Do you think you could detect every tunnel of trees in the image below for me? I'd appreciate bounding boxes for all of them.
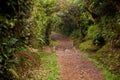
[0,0,120,79]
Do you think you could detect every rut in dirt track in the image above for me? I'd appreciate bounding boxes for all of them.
[51,33,104,80]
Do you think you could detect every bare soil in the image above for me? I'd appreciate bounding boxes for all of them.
[51,33,104,80]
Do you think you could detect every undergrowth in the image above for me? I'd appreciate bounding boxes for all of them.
[80,42,120,80]
[91,43,120,78]
[41,53,59,80]
[79,40,99,51]
[84,53,120,80]
[15,46,59,80]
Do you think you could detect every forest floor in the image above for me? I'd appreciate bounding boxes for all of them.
[49,32,104,80]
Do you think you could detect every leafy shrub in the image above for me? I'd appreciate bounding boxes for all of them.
[92,32,105,46]
[0,0,35,79]
[86,25,100,39]
[90,43,120,77]
[79,40,99,51]
[86,25,105,46]
[70,29,84,41]
[0,0,57,79]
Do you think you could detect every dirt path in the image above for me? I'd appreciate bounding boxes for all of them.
[51,33,104,80]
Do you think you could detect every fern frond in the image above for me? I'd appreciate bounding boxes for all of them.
[17,53,38,65]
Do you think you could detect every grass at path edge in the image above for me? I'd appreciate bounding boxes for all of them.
[40,53,59,80]
[82,53,120,80]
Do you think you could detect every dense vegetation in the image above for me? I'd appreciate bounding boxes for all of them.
[0,0,120,79]
[54,0,120,79]
[0,0,58,79]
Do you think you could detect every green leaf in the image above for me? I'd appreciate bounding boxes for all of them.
[3,53,8,59]
[10,22,14,28]
[9,38,18,45]
[8,69,19,79]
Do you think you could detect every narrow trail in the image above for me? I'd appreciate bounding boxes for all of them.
[51,33,104,80]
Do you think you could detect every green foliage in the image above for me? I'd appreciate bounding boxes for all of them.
[83,25,105,46]
[86,25,100,39]
[0,0,120,79]
[59,0,120,79]
[35,0,56,45]
[77,0,120,78]
[55,2,81,36]
[41,53,59,80]
[92,32,105,46]
[51,15,62,32]
[85,53,119,80]
[79,40,99,51]
[70,29,83,41]
[89,43,120,78]
[0,0,58,79]
[0,0,34,78]
[24,53,59,80]
[56,0,93,38]
[90,0,118,17]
